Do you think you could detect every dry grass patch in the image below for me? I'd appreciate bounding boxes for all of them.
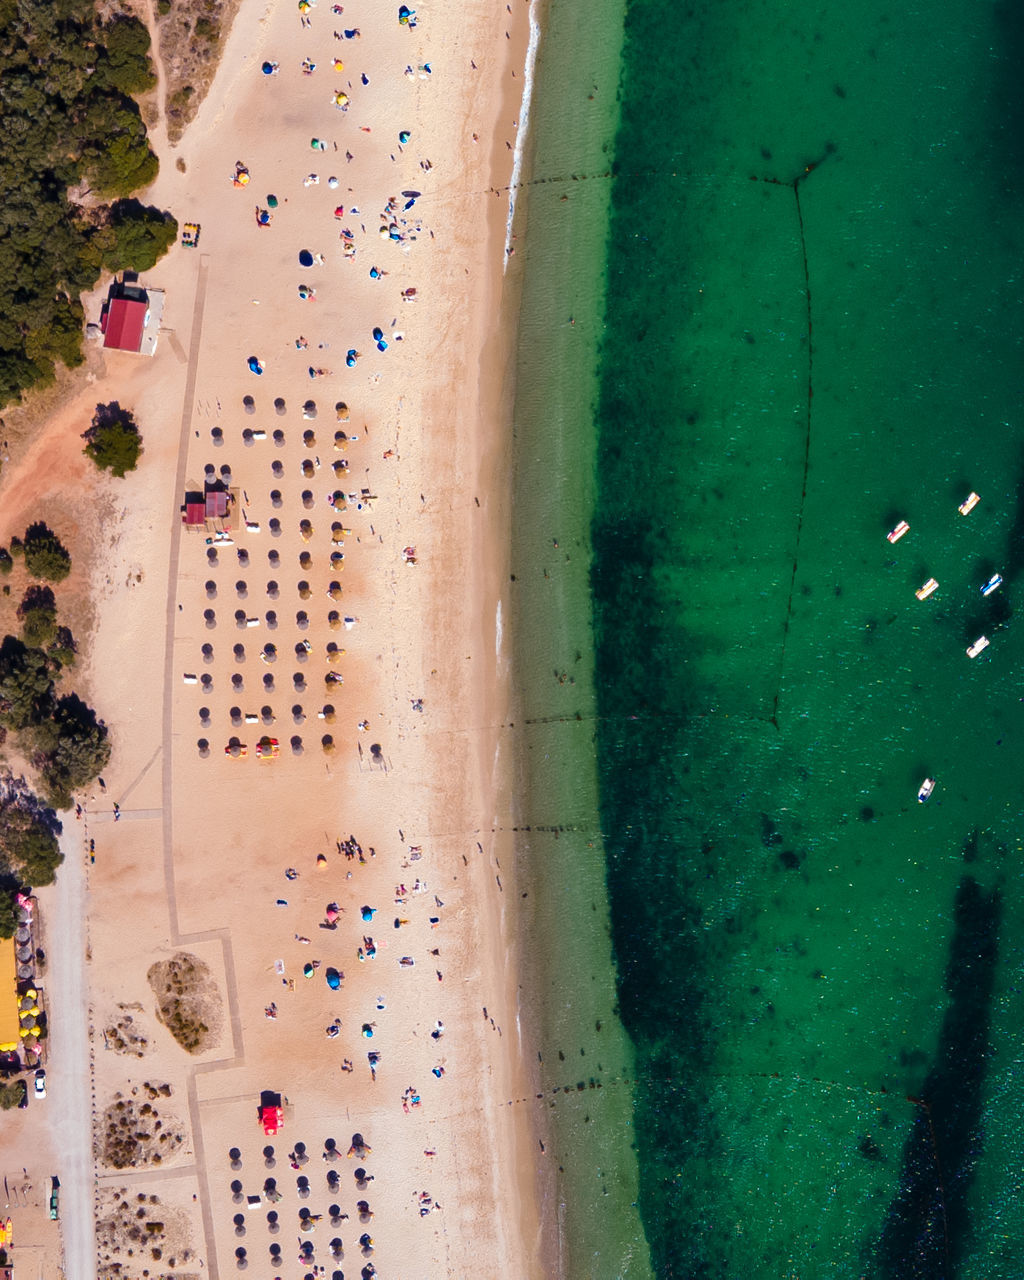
[148,951,221,1053]
[97,1186,198,1279]
[103,1004,151,1057]
[98,1083,185,1170]
[157,0,244,143]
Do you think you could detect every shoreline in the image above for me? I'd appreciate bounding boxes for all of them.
[499,0,656,1267]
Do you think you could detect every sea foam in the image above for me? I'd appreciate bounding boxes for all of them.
[504,0,541,272]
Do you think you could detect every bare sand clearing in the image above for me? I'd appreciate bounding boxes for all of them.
[0,0,545,1274]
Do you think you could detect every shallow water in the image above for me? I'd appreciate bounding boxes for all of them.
[587,0,1024,1274]
[507,0,653,1273]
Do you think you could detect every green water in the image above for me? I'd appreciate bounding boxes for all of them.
[513,0,1024,1273]
[586,0,1024,1275]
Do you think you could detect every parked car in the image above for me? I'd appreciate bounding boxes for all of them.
[34,1070,45,1098]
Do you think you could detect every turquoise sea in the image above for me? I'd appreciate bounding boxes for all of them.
[512,0,1024,1275]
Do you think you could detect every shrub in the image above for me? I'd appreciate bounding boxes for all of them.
[0,1081,26,1111]
[22,524,71,583]
[83,402,143,477]
[0,790,63,887]
[48,626,77,670]
[17,585,57,648]
[0,549,10,575]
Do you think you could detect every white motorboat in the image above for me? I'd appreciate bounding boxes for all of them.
[915,578,938,601]
[966,636,990,659]
[887,520,910,544]
[917,778,936,803]
[981,574,1003,597]
[958,492,980,516]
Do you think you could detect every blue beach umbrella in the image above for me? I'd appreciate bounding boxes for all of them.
[247,356,264,375]
[299,249,315,267]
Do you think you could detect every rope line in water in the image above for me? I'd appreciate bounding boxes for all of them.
[753,151,830,728]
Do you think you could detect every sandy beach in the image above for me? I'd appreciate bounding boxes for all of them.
[0,0,544,1274]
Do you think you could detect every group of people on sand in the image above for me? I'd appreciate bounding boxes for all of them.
[231,1,456,1272]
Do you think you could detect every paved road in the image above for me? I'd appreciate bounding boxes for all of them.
[48,818,97,1280]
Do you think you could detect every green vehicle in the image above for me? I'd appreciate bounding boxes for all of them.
[48,1176,59,1221]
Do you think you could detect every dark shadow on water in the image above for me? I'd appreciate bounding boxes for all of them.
[1000,446,1024,581]
[989,1,1024,195]
[870,876,1001,1279]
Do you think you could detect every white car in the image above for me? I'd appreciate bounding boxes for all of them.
[34,1070,46,1099]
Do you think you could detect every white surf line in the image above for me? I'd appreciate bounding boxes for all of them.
[504,0,542,272]
[495,597,503,658]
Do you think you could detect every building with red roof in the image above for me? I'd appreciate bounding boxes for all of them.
[100,279,164,355]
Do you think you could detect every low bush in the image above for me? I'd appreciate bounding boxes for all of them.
[22,524,71,583]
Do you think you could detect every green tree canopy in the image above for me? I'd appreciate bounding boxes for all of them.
[92,16,157,95]
[0,637,54,732]
[22,523,71,583]
[0,0,170,406]
[0,787,62,887]
[48,625,77,671]
[0,892,19,941]
[104,201,179,273]
[38,693,110,809]
[83,401,142,477]
[17,585,57,648]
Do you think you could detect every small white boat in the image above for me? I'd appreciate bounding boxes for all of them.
[887,520,910,544]
[915,578,939,601]
[917,777,936,803]
[981,574,1003,597]
[958,492,980,516]
[966,635,990,659]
